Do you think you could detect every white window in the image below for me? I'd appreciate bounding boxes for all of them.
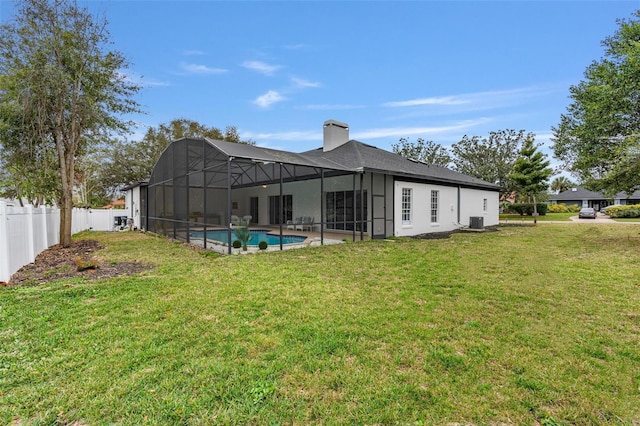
[483,198,488,212]
[431,190,439,223]
[402,188,412,224]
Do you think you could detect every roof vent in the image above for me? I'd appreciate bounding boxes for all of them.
[323,119,349,152]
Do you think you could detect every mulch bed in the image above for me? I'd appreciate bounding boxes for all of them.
[412,226,500,240]
[5,239,152,287]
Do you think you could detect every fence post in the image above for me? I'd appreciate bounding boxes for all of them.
[0,202,10,283]
[41,205,48,248]
[26,204,35,263]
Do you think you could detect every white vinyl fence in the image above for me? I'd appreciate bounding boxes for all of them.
[0,201,130,283]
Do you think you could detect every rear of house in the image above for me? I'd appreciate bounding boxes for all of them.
[126,120,500,251]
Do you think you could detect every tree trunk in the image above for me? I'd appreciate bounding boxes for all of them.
[56,130,75,247]
[533,193,538,225]
[59,189,73,246]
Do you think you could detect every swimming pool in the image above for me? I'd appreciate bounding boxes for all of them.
[191,229,307,246]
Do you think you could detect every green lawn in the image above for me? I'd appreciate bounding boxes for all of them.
[612,217,640,223]
[500,212,576,221]
[2,225,640,425]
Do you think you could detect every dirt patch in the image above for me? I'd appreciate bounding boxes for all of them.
[6,239,152,287]
[412,226,499,240]
[412,230,456,240]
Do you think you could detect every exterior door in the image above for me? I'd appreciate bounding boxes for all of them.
[250,197,259,224]
[371,174,387,239]
[269,195,292,225]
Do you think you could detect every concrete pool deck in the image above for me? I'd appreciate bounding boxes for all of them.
[187,226,366,254]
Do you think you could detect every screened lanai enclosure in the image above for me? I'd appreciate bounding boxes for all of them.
[143,136,392,253]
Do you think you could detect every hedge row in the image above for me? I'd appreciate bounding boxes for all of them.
[547,203,582,213]
[604,204,640,218]
[502,203,548,216]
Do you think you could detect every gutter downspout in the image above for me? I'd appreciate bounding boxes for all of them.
[457,185,461,225]
[279,163,284,251]
[227,157,233,255]
[360,172,364,241]
[320,169,325,245]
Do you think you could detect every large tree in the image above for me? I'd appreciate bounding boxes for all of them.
[98,118,254,196]
[450,129,528,199]
[552,11,640,195]
[0,0,141,246]
[509,136,552,223]
[0,106,59,205]
[550,176,575,194]
[392,137,452,167]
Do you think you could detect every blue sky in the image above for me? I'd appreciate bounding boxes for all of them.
[2,0,639,169]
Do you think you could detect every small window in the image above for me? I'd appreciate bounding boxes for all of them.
[431,190,439,223]
[402,188,412,224]
[483,198,487,212]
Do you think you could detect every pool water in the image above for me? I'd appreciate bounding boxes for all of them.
[191,229,307,246]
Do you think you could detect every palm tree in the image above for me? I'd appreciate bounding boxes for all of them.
[550,176,575,193]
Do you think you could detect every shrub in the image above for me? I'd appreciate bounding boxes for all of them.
[503,203,547,216]
[547,203,581,213]
[606,204,640,218]
[232,239,242,249]
[233,221,252,251]
[548,203,568,213]
[258,241,268,250]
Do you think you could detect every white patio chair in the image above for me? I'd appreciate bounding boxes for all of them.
[300,216,314,231]
[287,217,302,230]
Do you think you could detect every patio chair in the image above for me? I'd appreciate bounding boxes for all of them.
[287,217,302,230]
[299,216,314,231]
[306,216,315,231]
[242,215,252,224]
[230,215,240,226]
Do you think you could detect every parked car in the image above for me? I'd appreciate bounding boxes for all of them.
[579,207,597,219]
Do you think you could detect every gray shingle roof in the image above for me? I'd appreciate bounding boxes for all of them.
[302,140,501,190]
[194,138,501,191]
[205,138,351,171]
[549,187,640,201]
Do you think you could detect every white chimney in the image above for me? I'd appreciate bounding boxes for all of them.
[323,119,349,152]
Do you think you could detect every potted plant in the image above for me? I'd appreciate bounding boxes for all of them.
[233,218,252,251]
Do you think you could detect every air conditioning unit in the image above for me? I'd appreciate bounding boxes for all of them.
[469,216,484,229]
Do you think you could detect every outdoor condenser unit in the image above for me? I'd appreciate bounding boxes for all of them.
[469,216,484,229]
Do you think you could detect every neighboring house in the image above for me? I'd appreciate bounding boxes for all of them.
[123,181,147,230]
[126,120,501,252]
[102,199,126,209]
[549,187,640,210]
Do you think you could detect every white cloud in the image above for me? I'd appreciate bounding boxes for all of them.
[118,71,170,88]
[290,77,320,89]
[283,43,311,51]
[352,119,492,140]
[534,132,554,142]
[384,86,558,109]
[180,62,228,75]
[253,90,286,108]
[183,49,205,56]
[242,130,320,141]
[298,104,365,110]
[142,78,171,87]
[384,96,470,107]
[242,60,282,76]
